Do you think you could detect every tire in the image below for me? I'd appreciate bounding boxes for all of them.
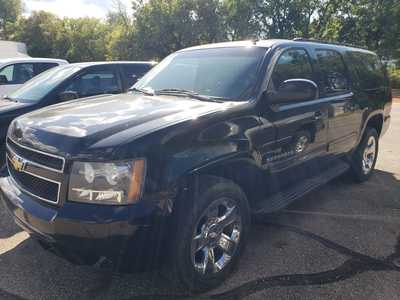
[350,127,379,182]
[168,176,250,293]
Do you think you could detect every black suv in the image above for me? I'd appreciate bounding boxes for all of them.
[0,39,392,292]
[0,61,156,166]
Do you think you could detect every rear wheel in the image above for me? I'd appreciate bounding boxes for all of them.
[350,127,379,182]
[169,176,250,293]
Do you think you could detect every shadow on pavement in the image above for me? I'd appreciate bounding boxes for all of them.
[0,169,400,299]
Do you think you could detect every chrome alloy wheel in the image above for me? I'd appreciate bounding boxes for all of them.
[295,135,309,153]
[362,136,376,174]
[191,198,242,275]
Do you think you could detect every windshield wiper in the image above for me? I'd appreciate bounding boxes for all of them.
[3,96,18,102]
[154,89,224,103]
[129,87,154,96]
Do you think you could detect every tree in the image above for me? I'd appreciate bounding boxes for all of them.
[9,12,109,62]
[0,0,22,39]
[106,0,137,60]
[337,0,400,59]
[221,0,260,40]
[2,0,400,61]
[61,18,109,62]
[132,0,225,60]
[9,11,62,57]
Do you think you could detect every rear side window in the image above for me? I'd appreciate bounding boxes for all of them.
[34,63,59,75]
[122,64,152,87]
[0,63,35,85]
[270,49,313,89]
[315,49,349,95]
[347,52,385,89]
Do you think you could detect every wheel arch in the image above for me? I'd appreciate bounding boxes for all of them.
[172,154,266,211]
[365,114,384,136]
[359,111,384,143]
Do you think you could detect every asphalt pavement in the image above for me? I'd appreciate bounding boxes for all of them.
[1,103,400,300]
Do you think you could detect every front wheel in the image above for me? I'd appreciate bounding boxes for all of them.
[169,176,250,293]
[350,127,379,182]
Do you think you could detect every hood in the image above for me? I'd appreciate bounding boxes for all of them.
[10,93,240,157]
[0,98,33,141]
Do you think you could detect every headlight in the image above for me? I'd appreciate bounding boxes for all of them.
[68,159,146,205]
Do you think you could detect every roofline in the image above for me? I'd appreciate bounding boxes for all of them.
[178,40,270,52]
[291,37,371,52]
[67,61,157,66]
[177,39,376,55]
[0,57,68,63]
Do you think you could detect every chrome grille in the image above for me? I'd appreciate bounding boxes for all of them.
[7,138,65,172]
[6,140,64,205]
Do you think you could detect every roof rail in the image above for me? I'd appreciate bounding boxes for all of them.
[292,38,367,50]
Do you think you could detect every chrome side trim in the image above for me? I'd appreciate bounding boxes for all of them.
[6,153,61,205]
[277,92,355,111]
[7,137,65,173]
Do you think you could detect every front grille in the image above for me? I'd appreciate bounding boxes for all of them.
[7,138,65,172]
[8,162,60,203]
[6,141,64,205]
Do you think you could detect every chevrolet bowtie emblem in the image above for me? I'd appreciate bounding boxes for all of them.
[10,154,26,172]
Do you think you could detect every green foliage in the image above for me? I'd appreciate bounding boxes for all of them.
[221,0,259,40]
[325,0,400,59]
[8,12,63,58]
[390,69,400,89]
[61,18,109,62]
[0,0,399,62]
[132,0,226,60]
[0,0,22,38]
[106,24,136,60]
[8,12,109,62]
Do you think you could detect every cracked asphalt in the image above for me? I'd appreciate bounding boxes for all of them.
[1,103,400,300]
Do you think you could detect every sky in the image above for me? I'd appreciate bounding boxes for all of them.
[24,0,133,19]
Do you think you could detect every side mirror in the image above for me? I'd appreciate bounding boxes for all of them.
[0,75,8,85]
[59,91,79,101]
[269,79,319,104]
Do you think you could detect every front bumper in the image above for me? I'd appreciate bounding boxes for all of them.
[0,176,169,271]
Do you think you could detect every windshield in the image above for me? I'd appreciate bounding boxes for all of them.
[8,65,81,103]
[135,47,267,101]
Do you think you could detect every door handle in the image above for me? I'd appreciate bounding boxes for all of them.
[314,111,323,120]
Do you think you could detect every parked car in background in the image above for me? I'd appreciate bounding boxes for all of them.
[0,61,156,167]
[0,57,68,96]
[0,40,391,292]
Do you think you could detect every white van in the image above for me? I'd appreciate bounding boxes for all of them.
[0,57,68,96]
[0,41,28,59]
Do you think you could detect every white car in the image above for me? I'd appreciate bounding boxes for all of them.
[0,57,68,96]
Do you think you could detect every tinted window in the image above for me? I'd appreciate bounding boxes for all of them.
[348,52,385,89]
[34,63,59,75]
[0,65,13,82]
[0,63,35,85]
[9,65,81,103]
[122,64,152,88]
[135,47,267,101]
[315,49,349,94]
[62,68,121,98]
[270,49,313,89]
